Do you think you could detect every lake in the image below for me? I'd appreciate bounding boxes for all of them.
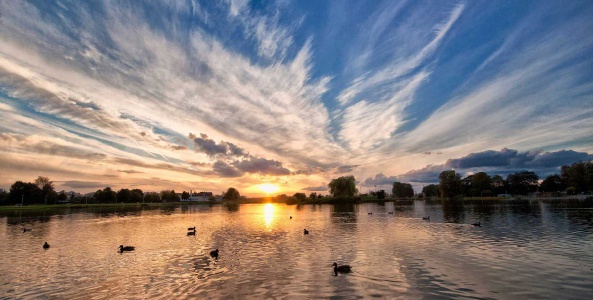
[1,200,592,299]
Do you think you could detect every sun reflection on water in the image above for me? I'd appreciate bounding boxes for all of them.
[263,203,275,228]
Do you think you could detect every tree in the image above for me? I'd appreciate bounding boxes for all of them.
[116,189,133,203]
[181,191,190,201]
[93,189,105,203]
[103,187,117,203]
[422,184,440,198]
[144,192,160,202]
[506,171,539,195]
[308,192,317,199]
[540,174,564,193]
[473,172,492,196]
[93,187,116,203]
[461,175,475,197]
[491,175,507,195]
[328,176,357,197]
[57,191,68,202]
[561,161,593,194]
[9,181,42,205]
[293,193,306,201]
[376,190,386,199]
[35,176,55,205]
[224,187,240,200]
[131,189,144,202]
[392,182,414,198]
[275,194,289,202]
[160,190,178,202]
[439,170,462,198]
[0,189,8,205]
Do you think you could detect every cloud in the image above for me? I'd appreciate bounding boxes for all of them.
[232,157,291,176]
[445,148,593,171]
[189,132,249,158]
[226,0,295,59]
[336,165,359,173]
[212,160,243,178]
[62,181,109,189]
[110,157,207,177]
[0,133,107,161]
[336,4,465,151]
[191,133,229,156]
[302,185,328,192]
[117,170,143,174]
[363,173,399,186]
[188,161,210,167]
[370,149,593,185]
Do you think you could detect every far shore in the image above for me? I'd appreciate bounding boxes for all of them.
[1,195,590,212]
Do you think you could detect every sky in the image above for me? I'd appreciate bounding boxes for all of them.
[0,0,592,196]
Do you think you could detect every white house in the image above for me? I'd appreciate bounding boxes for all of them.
[182,191,217,202]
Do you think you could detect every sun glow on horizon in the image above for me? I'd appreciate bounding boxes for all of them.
[258,183,279,194]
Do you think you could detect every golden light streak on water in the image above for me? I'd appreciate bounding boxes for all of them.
[263,203,275,228]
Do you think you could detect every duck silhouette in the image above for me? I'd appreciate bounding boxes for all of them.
[368,212,372,215]
[290,216,292,220]
[210,249,219,260]
[188,226,196,231]
[471,222,481,227]
[422,216,430,221]
[43,242,50,249]
[187,230,196,236]
[332,262,352,276]
[387,212,394,215]
[303,229,309,235]
[119,245,135,253]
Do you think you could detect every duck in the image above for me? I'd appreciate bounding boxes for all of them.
[368,212,372,215]
[290,216,292,220]
[188,226,196,231]
[187,230,196,236]
[332,262,352,276]
[387,212,394,215]
[303,229,309,235]
[43,242,50,249]
[422,216,430,221]
[119,245,135,253]
[210,249,219,259]
[471,222,481,227]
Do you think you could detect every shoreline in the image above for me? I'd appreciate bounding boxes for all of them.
[1,195,590,212]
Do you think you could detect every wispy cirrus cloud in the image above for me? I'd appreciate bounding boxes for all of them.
[335,4,465,151]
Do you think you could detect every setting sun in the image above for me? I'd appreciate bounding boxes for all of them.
[258,183,279,194]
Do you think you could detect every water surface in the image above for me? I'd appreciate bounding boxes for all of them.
[1,200,592,299]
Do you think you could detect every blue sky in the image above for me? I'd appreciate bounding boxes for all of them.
[0,0,592,195]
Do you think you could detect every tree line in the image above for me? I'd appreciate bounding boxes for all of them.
[423,161,593,199]
[1,161,590,205]
[324,161,592,200]
[0,177,244,206]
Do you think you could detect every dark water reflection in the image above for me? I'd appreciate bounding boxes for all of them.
[1,200,592,299]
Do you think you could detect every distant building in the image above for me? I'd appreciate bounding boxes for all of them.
[182,191,218,202]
